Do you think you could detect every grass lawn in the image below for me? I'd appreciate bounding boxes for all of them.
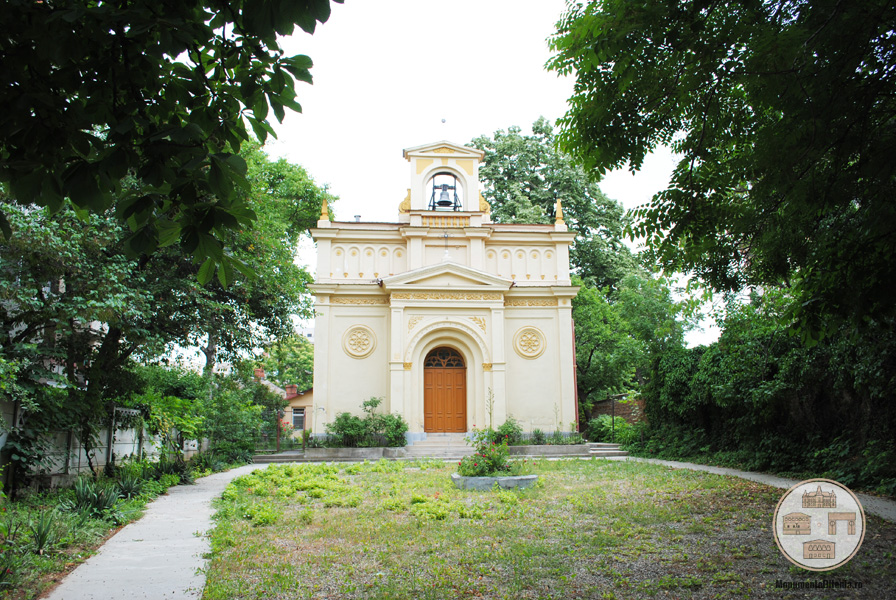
[203,459,896,599]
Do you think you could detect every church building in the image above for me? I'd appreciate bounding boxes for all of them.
[309,141,579,441]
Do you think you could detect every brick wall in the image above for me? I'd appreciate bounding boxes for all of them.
[590,396,645,423]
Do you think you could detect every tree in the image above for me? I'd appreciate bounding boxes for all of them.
[471,118,637,289]
[549,1,896,338]
[572,272,689,419]
[571,279,641,415]
[0,0,340,281]
[260,334,314,391]
[196,142,333,373]
[0,201,191,483]
[0,141,328,479]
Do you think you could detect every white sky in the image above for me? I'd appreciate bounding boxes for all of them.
[263,0,717,346]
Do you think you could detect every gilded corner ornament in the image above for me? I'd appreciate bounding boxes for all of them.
[399,188,411,213]
[403,362,413,370]
[482,363,493,371]
[479,192,491,214]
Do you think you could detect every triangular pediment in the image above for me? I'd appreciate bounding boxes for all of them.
[382,262,511,291]
[402,141,484,161]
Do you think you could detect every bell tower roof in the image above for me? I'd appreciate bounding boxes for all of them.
[402,141,484,161]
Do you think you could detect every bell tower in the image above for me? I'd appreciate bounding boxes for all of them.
[399,141,488,220]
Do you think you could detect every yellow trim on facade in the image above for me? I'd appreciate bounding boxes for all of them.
[457,159,475,175]
[416,158,433,174]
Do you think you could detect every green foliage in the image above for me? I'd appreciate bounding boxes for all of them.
[457,429,524,477]
[549,0,896,337]
[531,429,546,445]
[62,478,122,522]
[198,375,267,462]
[116,472,144,500]
[0,142,326,485]
[573,273,689,422]
[470,117,636,289]
[29,511,58,555]
[635,289,896,494]
[495,417,523,446]
[243,503,280,527]
[260,334,314,391]
[0,0,341,275]
[196,142,332,372]
[324,397,409,448]
[586,415,642,446]
[326,412,367,447]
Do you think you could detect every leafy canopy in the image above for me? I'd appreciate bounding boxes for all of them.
[549,0,896,338]
[470,118,636,289]
[0,0,340,281]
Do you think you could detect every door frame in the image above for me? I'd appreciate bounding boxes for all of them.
[423,346,467,432]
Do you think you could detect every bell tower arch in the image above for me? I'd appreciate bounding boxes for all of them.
[402,141,484,212]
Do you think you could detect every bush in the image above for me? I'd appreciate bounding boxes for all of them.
[152,457,195,485]
[531,429,546,445]
[325,397,409,447]
[326,412,367,447]
[62,478,121,521]
[586,414,636,444]
[457,429,524,477]
[495,416,523,445]
[379,413,409,447]
[116,472,144,499]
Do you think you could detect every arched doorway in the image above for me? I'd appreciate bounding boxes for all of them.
[423,347,467,432]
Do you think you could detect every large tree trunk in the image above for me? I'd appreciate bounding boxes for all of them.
[202,330,217,378]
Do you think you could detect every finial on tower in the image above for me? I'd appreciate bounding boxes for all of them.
[317,196,331,228]
[555,197,565,225]
[319,197,329,221]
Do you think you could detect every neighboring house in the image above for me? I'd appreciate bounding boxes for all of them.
[283,385,313,437]
[309,141,579,441]
[255,368,312,437]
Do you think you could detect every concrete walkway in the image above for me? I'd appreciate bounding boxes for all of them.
[609,456,896,523]
[44,464,261,600]
[43,456,896,600]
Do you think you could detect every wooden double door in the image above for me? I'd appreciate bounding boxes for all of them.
[423,347,467,432]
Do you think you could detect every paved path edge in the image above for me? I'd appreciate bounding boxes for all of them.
[609,456,896,523]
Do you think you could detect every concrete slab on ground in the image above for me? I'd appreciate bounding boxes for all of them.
[44,464,261,600]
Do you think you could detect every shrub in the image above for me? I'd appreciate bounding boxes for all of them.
[325,397,409,447]
[327,412,367,447]
[457,429,524,477]
[379,413,409,447]
[586,414,635,444]
[116,472,144,499]
[531,429,546,445]
[152,458,195,485]
[29,511,58,554]
[63,478,121,520]
[495,416,523,445]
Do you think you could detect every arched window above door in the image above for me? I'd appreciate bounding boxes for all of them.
[424,347,465,368]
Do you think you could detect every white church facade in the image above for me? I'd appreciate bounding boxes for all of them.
[309,141,579,440]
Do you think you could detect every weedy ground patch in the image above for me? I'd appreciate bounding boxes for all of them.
[203,459,896,599]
